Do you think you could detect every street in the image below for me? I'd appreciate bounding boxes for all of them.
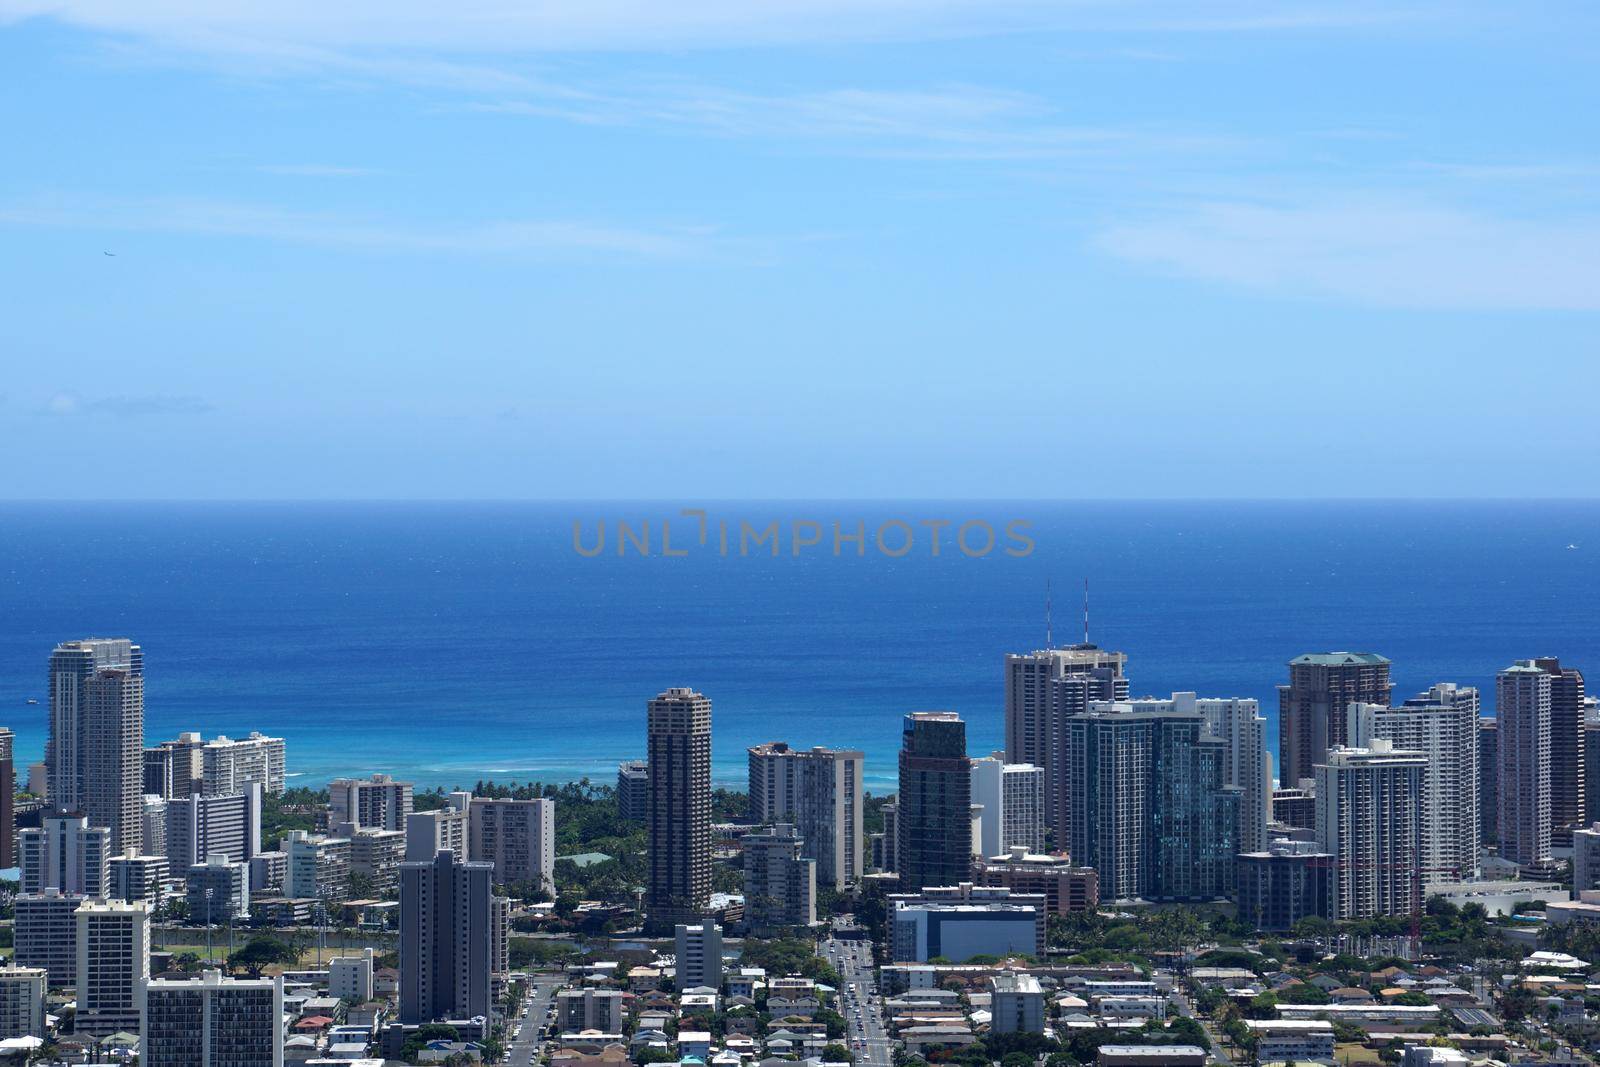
[507,974,566,1067]
[823,919,893,1067]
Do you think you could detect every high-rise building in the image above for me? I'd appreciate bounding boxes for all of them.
[1497,661,1553,868]
[1535,658,1586,844]
[141,969,284,1067]
[878,800,898,874]
[1063,700,1240,902]
[165,784,262,872]
[332,822,407,897]
[143,733,204,800]
[743,824,817,932]
[329,774,413,832]
[1316,741,1424,920]
[745,743,865,889]
[1271,785,1316,830]
[616,760,649,822]
[1587,724,1600,838]
[896,712,972,892]
[48,639,143,825]
[142,795,167,857]
[398,849,495,1024]
[1573,824,1600,895]
[970,755,1044,857]
[1348,696,1479,884]
[0,967,46,1040]
[13,890,84,987]
[187,857,250,923]
[1278,652,1393,788]
[18,816,110,898]
[201,733,287,797]
[109,851,169,905]
[1004,645,1127,834]
[0,728,14,868]
[284,830,352,901]
[468,797,555,894]
[75,898,150,1037]
[1235,839,1334,932]
[647,688,711,925]
[248,851,286,894]
[673,922,723,991]
[1194,695,1271,855]
[404,791,470,862]
[1479,719,1500,847]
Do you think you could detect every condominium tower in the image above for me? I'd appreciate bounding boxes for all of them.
[746,742,865,889]
[647,688,712,925]
[141,970,284,1067]
[1004,645,1127,833]
[1063,700,1240,902]
[896,712,973,892]
[48,639,145,852]
[1498,661,1553,868]
[398,849,496,1024]
[1348,695,1479,884]
[1316,741,1424,920]
[1277,652,1392,788]
[1535,658,1586,843]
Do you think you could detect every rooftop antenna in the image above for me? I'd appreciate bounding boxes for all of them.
[1083,578,1090,646]
[1045,579,1053,648]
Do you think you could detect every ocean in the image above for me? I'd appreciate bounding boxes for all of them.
[1,500,1596,794]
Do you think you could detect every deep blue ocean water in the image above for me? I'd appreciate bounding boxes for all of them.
[1,501,1597,793]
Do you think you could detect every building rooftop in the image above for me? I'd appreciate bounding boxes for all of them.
[1290,652,1390,666]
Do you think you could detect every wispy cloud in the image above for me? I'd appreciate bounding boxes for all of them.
[42,392,216,417]
[0,195,721,260]
[1095,199,1600,310]
[471,83,1239,162]
[256,163,380,177]
[0,1,1440,56]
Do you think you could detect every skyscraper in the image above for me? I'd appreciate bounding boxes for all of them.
[48,639,143,818]
[1316,741,1424,920]
[647,688,712,926]
[18,816,110,898]
[1191,694,1270,854]
[398,849,495,1024]
[329,774,413,832]
[200,733,287,797]
[970,755,1045,857]
[468,797,556,894]
[1348,696,1478,884]
[1479,718,1500,847]
[75,899,150,1037]
[0,728,14,868]
[1004,645,1127,834]
[1497,661,1553,868]
[1063,700,1240,902]
[897,712,973,892]
[1535,658,1586,844]
[745,743,865,889]
[141,969,284,1067]
[165,783,263,873]
[616,760,649,822]
[1277,652,1392,787]
[743,824,817,932]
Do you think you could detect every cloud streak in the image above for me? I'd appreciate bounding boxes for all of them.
[1096,199,1600,310]
[0,195,720,260]
[43,392,216,417]
[0,1,1433,55]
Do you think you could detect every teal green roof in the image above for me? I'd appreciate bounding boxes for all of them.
[1290,652,1390,666]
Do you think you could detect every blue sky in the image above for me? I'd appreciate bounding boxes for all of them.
[2,1,1598,499]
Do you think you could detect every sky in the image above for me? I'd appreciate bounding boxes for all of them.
[1,1,1598,499]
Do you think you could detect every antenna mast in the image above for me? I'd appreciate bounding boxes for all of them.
[1045,579,1053,648]
[1083,578,1090,645]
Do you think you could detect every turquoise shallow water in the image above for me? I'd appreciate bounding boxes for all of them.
[1,500,1596,793]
